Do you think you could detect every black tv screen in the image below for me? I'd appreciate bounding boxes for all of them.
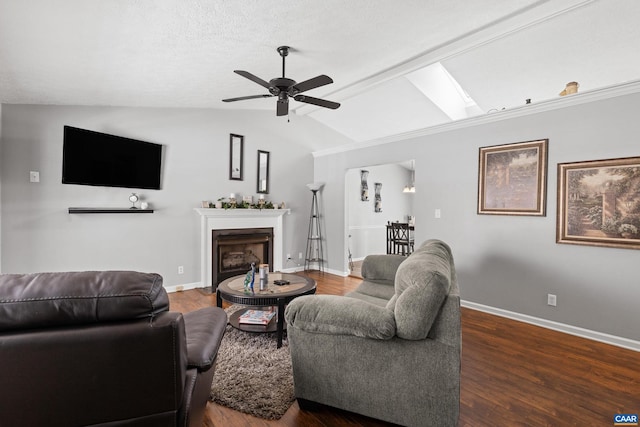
[62,126,162,190]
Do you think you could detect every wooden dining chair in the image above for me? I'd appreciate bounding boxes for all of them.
[391,222,414,255]
[386,222,394,254]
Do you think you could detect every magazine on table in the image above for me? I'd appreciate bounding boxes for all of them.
[238,308,276,325]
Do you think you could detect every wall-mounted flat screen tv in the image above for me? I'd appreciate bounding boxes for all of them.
[62,126,163,190]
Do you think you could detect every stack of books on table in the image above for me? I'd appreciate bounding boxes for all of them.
[238,309,276,325]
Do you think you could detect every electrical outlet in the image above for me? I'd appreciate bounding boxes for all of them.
[178,266,184,275]
[547,294,557,307]
[287,253,292,260]
[30,171,40,183]
[435,208,441,219]
[299,252,303,259]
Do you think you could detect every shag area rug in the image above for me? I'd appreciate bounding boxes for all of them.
[209,305,295,420]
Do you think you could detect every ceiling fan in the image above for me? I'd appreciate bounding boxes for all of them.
[222,46,340,117]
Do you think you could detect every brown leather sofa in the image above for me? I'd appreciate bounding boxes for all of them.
[0,270,226,427]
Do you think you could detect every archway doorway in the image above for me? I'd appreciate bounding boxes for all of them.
[345,160,415,277]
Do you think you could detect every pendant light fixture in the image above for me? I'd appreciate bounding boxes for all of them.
[403,160,415,193]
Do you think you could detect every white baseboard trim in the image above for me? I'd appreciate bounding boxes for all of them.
[281,266,349,277]
[164,281,204,293]
[326,267,349,277]
[281,266,305,273]
[462,300,640,352]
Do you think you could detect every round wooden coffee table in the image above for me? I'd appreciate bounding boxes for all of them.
[216,272,316,348]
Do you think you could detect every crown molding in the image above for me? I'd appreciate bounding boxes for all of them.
[313,79,640,158]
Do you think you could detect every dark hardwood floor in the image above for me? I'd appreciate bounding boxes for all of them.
[169,271,640,427]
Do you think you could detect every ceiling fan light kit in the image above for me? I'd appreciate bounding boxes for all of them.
[222,46,340,116]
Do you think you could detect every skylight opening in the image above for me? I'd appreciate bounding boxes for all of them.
[441,66,476,106]
[405,62,481,121]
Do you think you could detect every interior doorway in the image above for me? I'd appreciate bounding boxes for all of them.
[345,161,415,277]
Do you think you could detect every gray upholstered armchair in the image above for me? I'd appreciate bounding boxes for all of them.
[285,239,460,427]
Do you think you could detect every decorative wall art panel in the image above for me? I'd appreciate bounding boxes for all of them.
[360,170,369,201]
[374,182,382,213]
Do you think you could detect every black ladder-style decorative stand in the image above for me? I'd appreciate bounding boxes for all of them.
[304,188,324,272]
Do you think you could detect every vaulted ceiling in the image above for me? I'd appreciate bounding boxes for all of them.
[1,0,639,149]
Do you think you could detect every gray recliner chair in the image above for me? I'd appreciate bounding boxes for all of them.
[285,239,460,427]
[0,270,227,427]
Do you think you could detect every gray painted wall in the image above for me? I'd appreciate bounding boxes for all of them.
[0,104,352,286]
[314,91,640,342]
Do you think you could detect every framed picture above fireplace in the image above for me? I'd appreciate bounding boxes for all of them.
[229,134,244,181]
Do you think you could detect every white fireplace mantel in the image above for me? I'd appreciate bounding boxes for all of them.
[194,208,290,289]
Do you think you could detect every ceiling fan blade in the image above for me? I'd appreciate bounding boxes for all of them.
[277,98,289,116]
[294,95,340,110]
[291,75,333,94]
[234,70,272,89]
[222,94,273,102]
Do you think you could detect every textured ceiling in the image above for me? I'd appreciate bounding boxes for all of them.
[1,0,639,147]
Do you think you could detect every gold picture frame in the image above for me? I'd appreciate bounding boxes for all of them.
[557,156,640,249]
[478,139,548,216]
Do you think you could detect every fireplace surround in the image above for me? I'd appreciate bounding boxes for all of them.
[195,208,289,291]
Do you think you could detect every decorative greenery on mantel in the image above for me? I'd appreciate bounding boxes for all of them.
[202,195,286,210]
[210,200,276,210]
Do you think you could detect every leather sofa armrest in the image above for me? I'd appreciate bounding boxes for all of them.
[183,307,227,371]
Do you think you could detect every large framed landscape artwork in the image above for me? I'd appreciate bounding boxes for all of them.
[557,156,640,250]
[478,139,548,216]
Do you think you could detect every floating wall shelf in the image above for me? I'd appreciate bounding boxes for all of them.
[68,208,154,214]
